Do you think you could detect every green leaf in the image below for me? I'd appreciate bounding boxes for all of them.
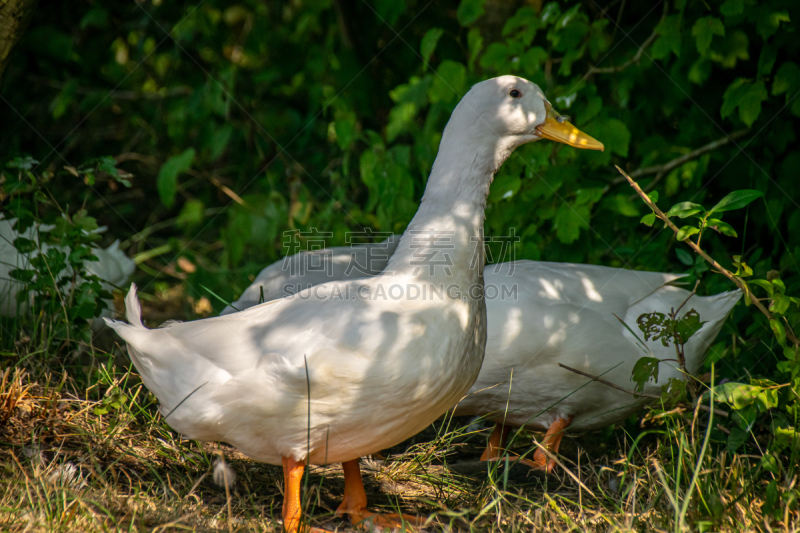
[754,8,790,40]
[479,42,509,71]
[386,103,416,142]
[749,279,774,296]
[429,61,467,103]
[334,115,357,149]
[721,79,768,127]
[177,199,205,228]
[692,17,724,56]
[502,6,540,45]
[9,269,35,283]
[708,189,764,214]
[770,318,786,345]
[667,201,705,218]
[592,118,630,157]
[713,382,761,409]
[688,58,712,85]
[554,203,590,244]
[720,0,744,16]
[677,225,699,241]
[641,213,656,227]
[631,356,660,392]
[456,0,485,26]
[758,44,778,76]
[73,209,98,233]
[770,294,791,315]
[651,15,682,59]
[488,172,521,202]
[755,387,779,412]
[467,28,483,66]
[774,426,799,450]
[210,123,234,160]
[606,194,640,217]
[575,187,604,206]
[765,479,780,513]
[660,377,687,406]
[674,309,706,344]
[375,0,405,26]
[420,27,444,65]
[773,62,800,96]
[726,427,748,453]
[676,248,694,266]
[157,148,195,209]
[732,255,753,278]
[12,237,38,254]
[707,218,738,237]
[51,80,78,120]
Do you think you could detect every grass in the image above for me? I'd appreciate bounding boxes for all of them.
[1,296,797,532]
[2,361,796,532]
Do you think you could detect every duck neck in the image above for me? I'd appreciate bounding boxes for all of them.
[385,132,515,286]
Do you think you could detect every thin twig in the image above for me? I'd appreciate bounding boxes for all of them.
[589,1,666,76]
[671,280,701,400]
[616,165,800,347]
[558,363,728,416]
[672,279,700,320]
[608,130,750,193]
[590,32,658,74]
[558,363,660,399]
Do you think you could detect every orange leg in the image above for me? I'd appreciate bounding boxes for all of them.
[282,456,306,533]
[530,416,573,473]
[479,423,512,461]
[479,418,573,473]
[336,459,425,530]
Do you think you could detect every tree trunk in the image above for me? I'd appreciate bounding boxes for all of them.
[0,0,38,82]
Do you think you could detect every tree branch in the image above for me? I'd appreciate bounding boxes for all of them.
[27,75,193,100]
[0,0,38,81]
[616,165,800,347]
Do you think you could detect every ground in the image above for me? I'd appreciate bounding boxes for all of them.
[0,361,789,532]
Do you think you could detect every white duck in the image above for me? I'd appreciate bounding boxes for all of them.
[0,216,135,324]
[104,75,603,532]
[225,248,739,472]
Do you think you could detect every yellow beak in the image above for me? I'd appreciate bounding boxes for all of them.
[535,103,604,151]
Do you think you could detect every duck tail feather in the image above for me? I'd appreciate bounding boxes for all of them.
[102,283,146,331]
[124,284,144,327]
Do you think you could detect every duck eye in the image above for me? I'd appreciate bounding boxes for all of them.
[509,89,522,98]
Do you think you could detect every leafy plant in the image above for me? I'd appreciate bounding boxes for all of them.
[1,156,129,353]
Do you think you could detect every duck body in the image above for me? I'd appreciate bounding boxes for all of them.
[457,260,740,432]
[226,247,740,435]
[117,268,485,465]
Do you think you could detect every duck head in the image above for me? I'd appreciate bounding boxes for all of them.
[446,75,604,153]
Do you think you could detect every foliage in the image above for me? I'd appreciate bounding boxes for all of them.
[1,156,132,353]
[1,0,800,527]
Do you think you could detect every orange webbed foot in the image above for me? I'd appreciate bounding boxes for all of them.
[479,418,573,474]
[336,459,426,531]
